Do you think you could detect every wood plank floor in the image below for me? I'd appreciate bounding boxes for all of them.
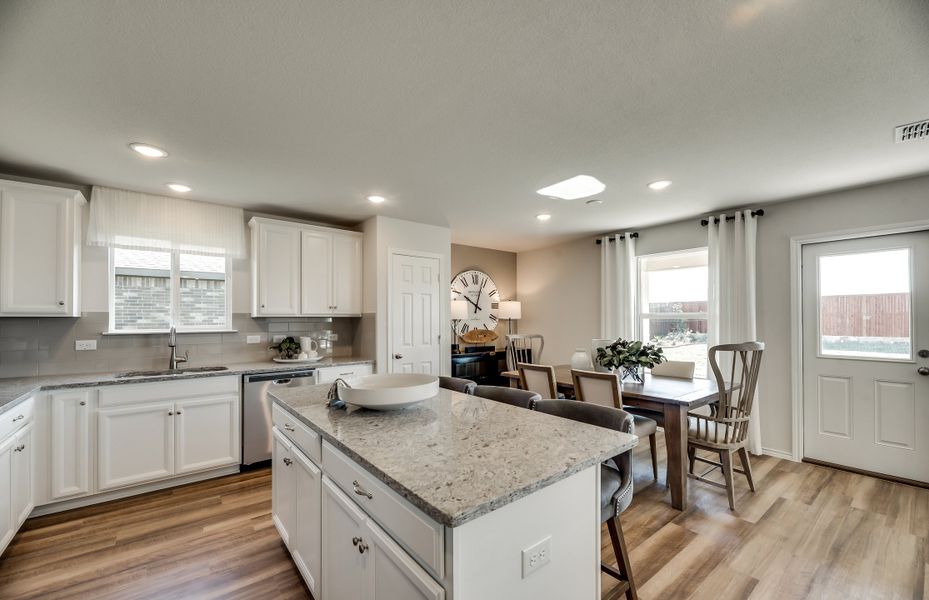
[0,438,926,599]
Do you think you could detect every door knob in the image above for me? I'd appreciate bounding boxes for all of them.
[918,349,929,358]
[394,353,403,359]
[918,367,929,376]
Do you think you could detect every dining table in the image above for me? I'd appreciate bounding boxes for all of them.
[501,364,732,511]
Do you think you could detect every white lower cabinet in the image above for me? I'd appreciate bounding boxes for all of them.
[97,401,175,491]
[49,389,92,500]
[11,422,35,528]
[272,428,297,547]
[0,435,15,553]
[366,515,444,600]
[175,394,240,474]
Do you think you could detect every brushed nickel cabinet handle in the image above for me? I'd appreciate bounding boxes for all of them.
[352,536,362,546]
[13,444,24,452]
[12,415,24,422]
[283,457,293,466]
[357,542,368,554]
[284,423,295,432]
[352,480,373,499]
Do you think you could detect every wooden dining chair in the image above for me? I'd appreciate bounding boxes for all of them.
[687,342,764,510]
[571,369,660,481]
[649,360,696,379]
[505,334,544,371]
[517,363,559,399]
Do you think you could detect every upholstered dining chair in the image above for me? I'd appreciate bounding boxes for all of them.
[505,334,544,371]
[473,385,540,410]
[438,376,476,395]
[571,369,660,481]
[533,399,638,600]
[649,360,696,379]
[688,342,764,510]
[517,362,560,399]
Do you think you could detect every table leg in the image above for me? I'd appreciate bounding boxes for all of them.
[662,404,689,510]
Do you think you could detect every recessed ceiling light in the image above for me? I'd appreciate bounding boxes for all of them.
[367,195,386,204]
[536,213,551,221]
[129,142,168,158]
[536,175,605,200]
[647,179,672,191]
[167,183,191,193]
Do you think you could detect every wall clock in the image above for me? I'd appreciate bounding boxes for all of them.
[450,269,500,338]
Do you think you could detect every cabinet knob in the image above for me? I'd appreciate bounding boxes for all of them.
[352,536,362,547]
[13,444,24,452]
[58,300,65,306]
[358,542,368,554]
[176,409,182,414]
[283,457,293,467]
[79,401,86,406]
[168,411,174,416]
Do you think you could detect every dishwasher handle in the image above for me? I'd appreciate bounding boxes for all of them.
[244,370,316,384]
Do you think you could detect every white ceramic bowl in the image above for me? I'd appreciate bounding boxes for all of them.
[338,373,439,410]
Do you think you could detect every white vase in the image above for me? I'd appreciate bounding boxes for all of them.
[570,348,591,370]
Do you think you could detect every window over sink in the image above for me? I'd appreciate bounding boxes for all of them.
[109,248,231,333]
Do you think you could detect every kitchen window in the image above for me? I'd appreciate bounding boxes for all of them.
[638,248,709,378]
[109,248,232,333]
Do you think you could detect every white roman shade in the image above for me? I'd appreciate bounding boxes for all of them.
[87,186,246,258]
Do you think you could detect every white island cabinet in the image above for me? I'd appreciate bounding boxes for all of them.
[0,395,36,557]
[270,386,637,600]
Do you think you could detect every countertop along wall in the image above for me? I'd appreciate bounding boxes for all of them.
[451,244,518,350]
[517,173,929,457]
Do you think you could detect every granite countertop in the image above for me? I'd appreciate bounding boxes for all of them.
[0,357,374,414]
[271,384,638,528]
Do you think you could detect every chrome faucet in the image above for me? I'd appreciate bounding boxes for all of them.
[168,326,189,370]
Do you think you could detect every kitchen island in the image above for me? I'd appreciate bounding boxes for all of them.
[270,384,637,600]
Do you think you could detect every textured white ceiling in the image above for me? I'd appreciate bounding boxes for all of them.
[0,1,927,251]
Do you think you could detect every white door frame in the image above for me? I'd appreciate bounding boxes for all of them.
[386,247,447,375]
[789,218,929,462]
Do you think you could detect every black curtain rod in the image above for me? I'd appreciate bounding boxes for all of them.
[700,209,765,227]
[595,232,639,245]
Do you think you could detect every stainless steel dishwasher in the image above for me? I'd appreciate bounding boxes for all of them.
[242,369,317,465]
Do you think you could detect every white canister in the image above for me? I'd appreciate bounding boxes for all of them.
[570,348,591,370]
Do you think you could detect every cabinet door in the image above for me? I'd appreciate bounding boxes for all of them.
[257,223,301,316]
[292,447,322,596]
[49,390,92,500]
[321,476,367,600]
[272,427,296,548]
[0,185,72,315]
[175,395,240,474]
[0,436,14,554]
[366,517,445,600]
[11,422,34,528]
[331,233,362,315]
[301,229,332,315]
[97,402,175,491]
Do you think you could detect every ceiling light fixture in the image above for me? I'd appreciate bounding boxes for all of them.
[166,183,191,193]
[367,195,386,204]
[647,179,672,191]
[536,213,551,221]
[536,175,605,200]
[585,198,603,205]
[129,142,168,158]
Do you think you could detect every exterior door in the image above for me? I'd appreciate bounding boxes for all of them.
[174,395,240,474]
[390,253,442,374]
[97,402,175,491]
[802,231,929,482]
[321,477,367,600]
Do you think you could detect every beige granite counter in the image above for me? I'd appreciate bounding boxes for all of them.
[271,384,637,527]
[0,357,374,414]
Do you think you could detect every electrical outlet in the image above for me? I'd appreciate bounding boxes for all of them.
[521,536,551,578]
[246,335,261,344]
[75,339,97,351]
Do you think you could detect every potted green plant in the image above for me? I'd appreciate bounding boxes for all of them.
[270,336,301,359]
[594,338,665,383]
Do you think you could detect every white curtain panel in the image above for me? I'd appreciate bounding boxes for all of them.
[87,186,247,258]
[600,233,636,340]
[708,210,761,454]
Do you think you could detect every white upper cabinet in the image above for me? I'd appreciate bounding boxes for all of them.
[0,179,84,316]
[250,217,363,317]
[252,220,302,316]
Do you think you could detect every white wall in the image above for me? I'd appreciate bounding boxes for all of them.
[362,216,452,375]
[517,173,929,456]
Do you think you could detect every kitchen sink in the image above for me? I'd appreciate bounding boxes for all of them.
[115,366,230,379]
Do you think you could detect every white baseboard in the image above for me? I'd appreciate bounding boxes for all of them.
[30,465,241,517]
[762,447,797,461]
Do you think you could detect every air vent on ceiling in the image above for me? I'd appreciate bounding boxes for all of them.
[894,119,929,143]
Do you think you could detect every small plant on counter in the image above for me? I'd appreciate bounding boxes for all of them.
[270,336,301,359]
[595,338,665,383]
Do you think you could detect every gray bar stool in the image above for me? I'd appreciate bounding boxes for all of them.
[472,385,540,409]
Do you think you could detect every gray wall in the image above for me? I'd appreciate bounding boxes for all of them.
[517,173,929,457]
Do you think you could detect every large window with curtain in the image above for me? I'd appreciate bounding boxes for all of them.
[638,248,709,378]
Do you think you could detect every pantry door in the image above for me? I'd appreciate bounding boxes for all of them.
[389,252,442,375]
[802,231,929,483]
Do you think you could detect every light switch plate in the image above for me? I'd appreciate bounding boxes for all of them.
[246,335,261,344]
[521,536,551,578]
[75,339,97,351]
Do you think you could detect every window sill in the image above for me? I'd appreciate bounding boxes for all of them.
[102,329,239,336]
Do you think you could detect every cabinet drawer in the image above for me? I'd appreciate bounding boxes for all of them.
[98,376,238,407]
[322,441,444,578]
[315,363,372,384]
[0,396,34,442]
[272,404,321,464]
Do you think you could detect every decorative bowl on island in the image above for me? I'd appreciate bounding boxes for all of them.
[338,373,439,410]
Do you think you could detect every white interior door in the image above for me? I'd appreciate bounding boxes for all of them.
[802,231,929,483]
[390,253,441,374]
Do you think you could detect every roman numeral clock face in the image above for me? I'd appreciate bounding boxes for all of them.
[450,270,500,337]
